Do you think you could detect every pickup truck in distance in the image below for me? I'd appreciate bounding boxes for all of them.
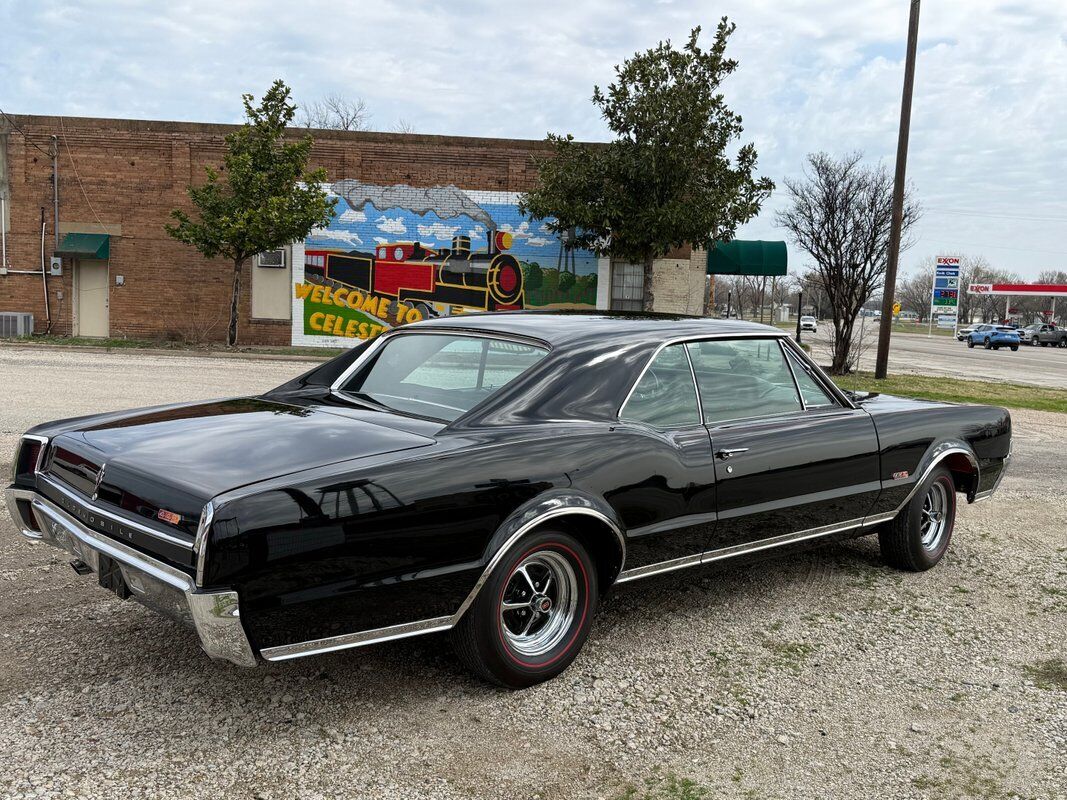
[1032,324,1067,347]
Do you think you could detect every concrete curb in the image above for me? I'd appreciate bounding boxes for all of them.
[0,341,331,363]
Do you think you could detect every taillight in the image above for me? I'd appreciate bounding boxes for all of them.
[13,438,44,483]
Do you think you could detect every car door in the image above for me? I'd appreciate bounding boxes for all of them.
[685,337,882,555]
[608,342,718,574]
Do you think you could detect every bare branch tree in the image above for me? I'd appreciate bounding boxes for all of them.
[776,152,920,373]
[895,268,934,322]
[299,93,371,131]
[392,118,416,134]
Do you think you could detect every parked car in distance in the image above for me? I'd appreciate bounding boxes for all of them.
[966,324,1020,351]
[6,313,1012,688]
[1032,324,1067,348]
[956,324,978,342]
[799,315,818,332]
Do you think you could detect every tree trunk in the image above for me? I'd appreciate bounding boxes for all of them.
[642,254,655,313]
[228,258,244,347]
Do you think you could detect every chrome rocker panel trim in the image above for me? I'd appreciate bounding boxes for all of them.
[5,487,256,668]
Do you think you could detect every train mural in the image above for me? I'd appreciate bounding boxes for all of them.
[292,180,599,345]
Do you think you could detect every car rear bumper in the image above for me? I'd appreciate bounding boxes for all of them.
[5,486,257,667]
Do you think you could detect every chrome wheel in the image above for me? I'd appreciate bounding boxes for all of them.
[919,481,949,551]
[500,551,578,658]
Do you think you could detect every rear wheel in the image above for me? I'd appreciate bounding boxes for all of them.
[1011,345,1018,351]
[879,467,957,571]
[451,530,597,688]
[984,337,993,349]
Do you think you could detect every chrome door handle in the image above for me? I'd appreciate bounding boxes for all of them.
[716,447,749,460]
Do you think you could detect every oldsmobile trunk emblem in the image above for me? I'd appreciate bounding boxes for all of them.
[92,464,107,501]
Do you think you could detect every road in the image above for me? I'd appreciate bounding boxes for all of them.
[804,325,1067,388]
[1,347,1064,799]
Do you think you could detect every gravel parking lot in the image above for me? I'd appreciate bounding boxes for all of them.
[1,347,1065,799]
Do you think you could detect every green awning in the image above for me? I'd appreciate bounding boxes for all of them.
[707,240,787,276]
[55,233,110,260]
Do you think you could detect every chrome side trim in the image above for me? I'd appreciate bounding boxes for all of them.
[615,553,702,584]
[616,516,871,583]
[7,489,256,667]
[194,501,215,588]
[260,616,454,662]
[37,474,193,550]
[449,506,626,624]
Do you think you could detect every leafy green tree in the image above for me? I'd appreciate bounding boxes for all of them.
[166,80,336,345]
[520,20,773,311]
[524,262,544,291]
[558,271,576,293]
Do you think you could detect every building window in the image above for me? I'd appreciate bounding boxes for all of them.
[611,262,645,311]
[257,249,286,268]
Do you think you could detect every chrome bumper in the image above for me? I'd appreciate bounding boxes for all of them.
[4,486,257,667]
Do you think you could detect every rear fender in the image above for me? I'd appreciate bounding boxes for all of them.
[450,489,625,623]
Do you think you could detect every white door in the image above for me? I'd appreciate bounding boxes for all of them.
[77,260,109,337]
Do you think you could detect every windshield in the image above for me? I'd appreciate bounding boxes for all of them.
[337,333,549,421]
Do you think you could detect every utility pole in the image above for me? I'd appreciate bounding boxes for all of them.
[874,0,921,379]
[795,290,803,344]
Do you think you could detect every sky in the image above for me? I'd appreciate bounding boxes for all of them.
[2,0,1065,279]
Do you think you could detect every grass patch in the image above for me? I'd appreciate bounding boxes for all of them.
[761,638,818,672]
[1023,658,1067,690]
[617,772,711,800]
[834,371,1067,414]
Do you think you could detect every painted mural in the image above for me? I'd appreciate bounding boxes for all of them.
[292,180,599,345]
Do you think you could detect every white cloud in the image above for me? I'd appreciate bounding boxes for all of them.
[526,236,552,247]
[308,227,363,247]
[373,236,388,245]
[417,222,460,241]
[338,208,367,224]
[499,221,532,238]
[375,215,407,235]
[468,224,486,240]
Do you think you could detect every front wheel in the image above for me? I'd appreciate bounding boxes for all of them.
[451,530,598,688]
[1011,345,1018,351]
[967,338,975,348]
[878,466,957,571]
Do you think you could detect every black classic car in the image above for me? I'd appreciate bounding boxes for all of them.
[6,313,1011,687]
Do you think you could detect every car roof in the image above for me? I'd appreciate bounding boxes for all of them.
[402,310,782,347]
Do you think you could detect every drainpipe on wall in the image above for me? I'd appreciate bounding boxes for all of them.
[40,208,52,334]
[51,135,59,250]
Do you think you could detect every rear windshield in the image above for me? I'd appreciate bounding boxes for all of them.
[337,333,548,421]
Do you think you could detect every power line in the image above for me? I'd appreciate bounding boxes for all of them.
[0,107,54,156]
[926,207,1067,224]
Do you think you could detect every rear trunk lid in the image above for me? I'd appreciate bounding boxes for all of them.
[39,398,436,568]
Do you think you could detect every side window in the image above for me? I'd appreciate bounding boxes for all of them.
[686,339,802,424]
[621,344,701,427]
[783,348,836,408]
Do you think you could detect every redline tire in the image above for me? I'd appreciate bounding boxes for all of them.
[879,467,957,571]
[451,530,598,688]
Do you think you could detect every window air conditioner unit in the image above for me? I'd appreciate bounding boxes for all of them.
[257,249,286,268]
[0,312,34,337]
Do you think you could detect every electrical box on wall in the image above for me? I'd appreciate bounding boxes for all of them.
[49,257,63,276]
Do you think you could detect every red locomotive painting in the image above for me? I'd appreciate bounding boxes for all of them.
[305,230,525,317]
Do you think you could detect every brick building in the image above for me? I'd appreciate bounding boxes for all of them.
[0,114,709,347]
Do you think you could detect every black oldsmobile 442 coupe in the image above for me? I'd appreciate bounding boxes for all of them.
[6,313,1011,687]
